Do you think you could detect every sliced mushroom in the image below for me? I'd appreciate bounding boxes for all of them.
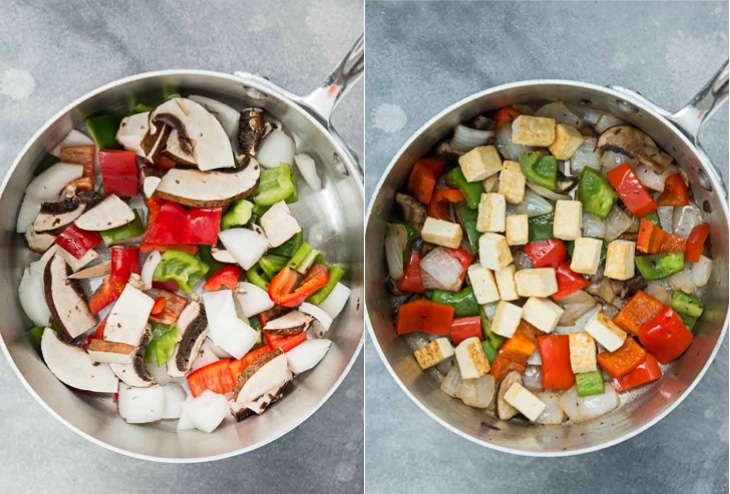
[167,301,209,378]
[395,192,427,233]
[618,275,647,300]
[555,171,579,194]
[586,277,616,305]
[496,370,523,421]
[33,196,86,232]
[597,125,672,172]
[43,253,96,339]
[68,261,111,280]
[153,161,260,208]
[25,226,57,253]
[41,327,118,393]
[210,246,237,264]
[230,348,292,421]
[263,311,314,335]
[74,194,135,231]
[109,327,155,388]
[87,339,136,364]
[116,112,150,156]
[57,246,99,272]
[139,121,171,163]
[238,108,267,156]
[146,97,234,171]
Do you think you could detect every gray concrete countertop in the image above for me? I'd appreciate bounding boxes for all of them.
[365,2,727,493]
[0,1,363,492]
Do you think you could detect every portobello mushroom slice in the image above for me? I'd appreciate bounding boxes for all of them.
[68,261,111,280]
[211,246,237,264]
[263,311,314,336]
[230,348,292,421]
[139,123,171,163]
[238,108,268,156]
[153,161,260,208]
[167,301,209,378]
[110,327,155,388]
[496,370,523,421]
[57,246,100,272]
[555,170,579,194]
[74,194,135,231]
[33,196,86,232]
[395,192,427,233]
[41,327,118,393]
[87,339,136,364]
[43,253,97,339]
[116,112,150,157]
[25,226,57,253]
[597,125,673,172]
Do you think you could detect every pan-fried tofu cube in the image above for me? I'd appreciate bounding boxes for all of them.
[522,297,564,334]
[421,217,463,249]
[414,338,454,370]
[467,265,500,304]
[495,265,519,301]
[504,383,546,422]
[569,332,597,373]
[570,237,603,275]
[514,268,558,297]
[458,145,503,182]
[479,233,513,270]
[454,337,491,379]
[584,311,627,352]
[505,214,529,246]
[604,240,636,280]
[549,124,585,160]
[492,301,523,338]
[511,115,556,147]
[477,193,506,233]
[553,200,582,241]
[497,161,526,204]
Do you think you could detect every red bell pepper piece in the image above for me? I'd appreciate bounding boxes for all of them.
[109,246,140,284]
[93,316,108,340]
[606,163,657,217]
[493,106,521,128]
[55,224,102,259]
[145,201,189,244]
[140,242,199,255]
[613,353,662,392]
[187,207,222,245]
[203,265,243,291]
[685,224,710,262]
[407,158,446,205]
[88,277,125,315]
[537,334,575,390]
[597,337,647,378]
[490,355,525,382]
[638,307,693,364]
[265,331,307,353]
[268,265,330,308]
[154,155,177,169]
[524,239,567,268]
[60,145,95,179]
[98,150,139,197]
[229,346,273,380]
[657,174,690,206]
[152,280,180,292]
[450,316,482,345]
[551,263,590,300]
[636,219,686,254]
[396,299,454,336]
[613,290,665,335]
[149,289,187,324]
[187,358,236,397]
[499,320,539,360]
[396,250,426,293]
[150,296,166,315]
[443,246,474,286]
[428,188,465,221]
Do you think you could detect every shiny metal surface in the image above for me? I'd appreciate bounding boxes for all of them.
[365,70,728,456]
[0,43,364,461]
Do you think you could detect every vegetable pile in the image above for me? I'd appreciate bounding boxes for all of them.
[19,96,351,433]
[387,102,713,425]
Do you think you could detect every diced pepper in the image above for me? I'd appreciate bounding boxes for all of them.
[657,174,690,206]
[445,167,483,209]
[635,252,684,280]
[109,246,140,284]
[187,207,222,245]
[396,250,426,294]
[246,264,271,291]
[198,245,223,279]
[528,213,555,242]
[203,265,243,291]
[152,280,179,292]
[55,224,102,259]
[152,249,210,294]
[671,291,704,319]
[428,188,465,221]
[493,106,521,128]
[613,290,664,335]
[60,145,95,179]
[678,313,698,331]
[265,331,307,353]
[288,242,320,274]
[149,289,187,324]
[269,264,330,308]
[613,354,662,392]
[499,320,539,361]
[489,355,525,381]
[259,254,289,280]
[306,263,345,305]
[100,210,145,245]
[145,200,221,246]
[154,155,177,169]
[150,297,166,315]
[636,219,686,254]
[270,231,304,259]
[537,334,575,390]
[643,210,661,228]
[98,150,139,197]
[450,316,482,345]
[230,345,273,380]
[144,322,182,367]
[140,242,198,256]
[577,167,618,219]
[519,152,558,190]
[685,224,710,262]
[406,158,446,205]
[285,167,299,204]
[428,286,480,318]
[552,263,590,300]
[525,239,567,268]
[132,103,154,114]
[221,199,253,230]
[606,163,657,217]
[481,340,499,364]
[93,317,107,339]
[396,299,454,336]
[86,114,124,150]
[187,358,235,397]
[254,163,296,206]
[575,371,605,397]
[597,337,647,378]
[456,207,480,253]
[89,277,125,315]
[28,325,44,351]
[480,307,505,351]
[638,307,693,364]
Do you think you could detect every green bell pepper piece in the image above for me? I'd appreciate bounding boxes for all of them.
[481,340,499,364]
[306,263,345,305]
[643,210,661,228]
[577,167,618,219]
[428,286,480,317]
[131,103,154,114]
[248,316,264,346]
[247,264,270,291]
[254,163,295,206]
[480,307,505,351]
[285,168,299,204]
[445,167,484,209]
[288,242,320,274]
[457,207,480,253]
[198,245,223,279]
[520,152,558,190]
[152,250,209,294]
[28,326,44,351]
[528,214,554,242]
[259,254,289,279]
[144,323,182,367]
[671,291,704,318]
[100,210,145,245]
[221,199,253,230]
[576,370,605,397]
[635,252,684,281]
[86,114,124,150]
[270,231,304,258]
[678,313,698,331]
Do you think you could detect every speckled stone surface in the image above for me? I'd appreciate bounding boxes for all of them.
[365,2,728,493]
[0,1,363,492]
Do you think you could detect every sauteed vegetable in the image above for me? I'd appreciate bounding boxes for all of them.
[18,95,351,432]
[386,102,713,425]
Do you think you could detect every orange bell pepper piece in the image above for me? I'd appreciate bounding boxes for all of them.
[428,188,465,221]
[396,299,454,336]
[657,174,690,206]
[685,224,710,262]
[613,290,665,335]
[406,158,446,205]
[636,219,686,254]
[597,337,647,378]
